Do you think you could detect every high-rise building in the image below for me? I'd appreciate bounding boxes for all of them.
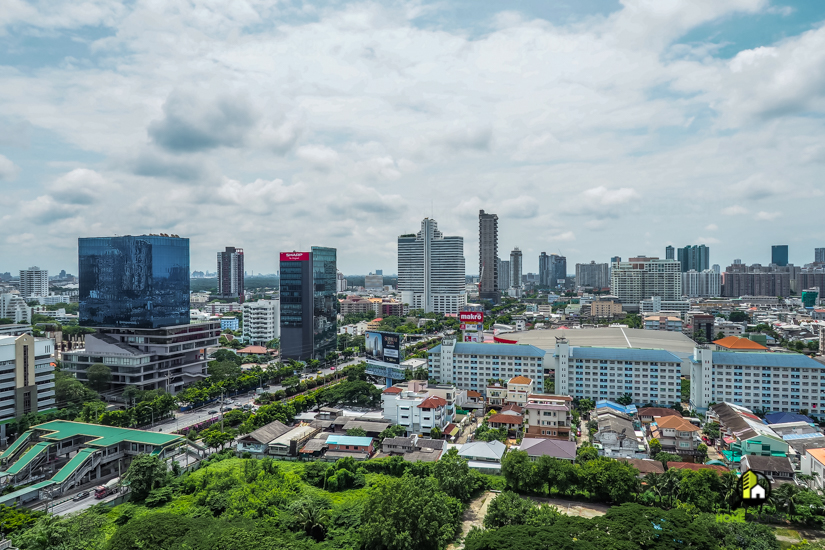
[677,245,709,273]
[375,269,383,275]
[336,271,347,293]
[551,254,567,286]
[609,257,682,303]
[712,264,721,274]
[682,269,722,298]
[398,218,466,314]
[721,264,792,297]
[575,261,610,289]
[365,273,383,289]
[478,210,500,304]
[279,248,338,361]
[19,267,48,299]
[733,259,743,265]
[217,246,244,300]
[772,245,789,267]
[498,259,510,291]
[0,334,56,442]
[665,246,675,260]
[815,248,825,264]
[539,252,551,287]
[611,256,621,264]
[0,294,31,324]
[79,235,189,329]
[68,235,219,393]
[509,248,523,290]
[243,299,280,346]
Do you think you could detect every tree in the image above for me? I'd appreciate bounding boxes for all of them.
[346,427,367,437]
[575,444,598,465]
[483,491,537,528]
[729,311,748,323]
[697,443,708,463]
[577,398,595,415]
[617,393,633,406]
[433,448,477,502]
[86,363,112,392]
[359,474,462,550]
[123,454,170,501]
[207,360,242,382]
[648,438,662,456]
[716,331,726,340]
[430,426,442,439]
[655,452,682,467]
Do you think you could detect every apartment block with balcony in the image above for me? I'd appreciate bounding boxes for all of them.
[524,394,573,440]
[381,380,453,435]
[242,299,280,346]
[0,334,56,443]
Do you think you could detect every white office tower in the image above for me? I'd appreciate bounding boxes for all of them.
[398,218,466,314]
[242,299,280,346]
[682,269,722,298]
[19,267,48,299]
[610,257,682,303]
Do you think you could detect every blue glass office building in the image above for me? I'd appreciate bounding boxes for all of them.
[312,246,338,361]
[79,235,190,328]
[772,245,789,267]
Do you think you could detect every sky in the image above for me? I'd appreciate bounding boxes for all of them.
[2,0,825,277]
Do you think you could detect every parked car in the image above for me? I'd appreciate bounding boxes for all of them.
[208,410,219,415]
[73,491,90,502]
[329,366,336,371]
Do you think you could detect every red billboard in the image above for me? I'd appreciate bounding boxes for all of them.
[459,311,484,323]
[280,252,310,261]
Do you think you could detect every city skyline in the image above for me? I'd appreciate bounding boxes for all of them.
[3,2,825,274]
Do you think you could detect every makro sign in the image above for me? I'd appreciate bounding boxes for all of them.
[280,252,310,262]
[459,311,484,323]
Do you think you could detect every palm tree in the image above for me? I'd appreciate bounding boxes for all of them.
[772,483,803,517]
[661,468,681,509]
[296,501,329,541]
[643,473,663,506]
[718,471,738,512]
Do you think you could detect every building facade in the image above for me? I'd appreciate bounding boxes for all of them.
[772,245,789,266]
[79,235,190,329]
[677,245,710,273]
[478,210,500,304]
[610,257,682,303]
[397,218,466,314]
[509,248,523,291]
[242,299,280,346]
[381,383,452,435]
[0,294,31,324]
[524,394,573,440]
[19,267,48,300]
[553,339,682,405]
[0,334,56,442]
[427,339,545,394]
[591,297,623,318]
[815,248,825,264]
[575,261,609,290]
[643,315,683,332]
[498,259,510,291]
[682,269,721,298]
[690,348,825,417]
[539,252,551,287]
[217,247,244,300]
[364,274,383,289]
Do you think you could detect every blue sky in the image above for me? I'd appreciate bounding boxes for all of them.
[2,0,825,275]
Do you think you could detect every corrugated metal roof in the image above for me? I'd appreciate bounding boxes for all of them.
[783,432,825,441]
[428,343,545,358]
[569,347,682,363]
[712,351,823,368]
[326,435,373,446]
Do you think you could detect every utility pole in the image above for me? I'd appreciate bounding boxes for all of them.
[220,390,224,432]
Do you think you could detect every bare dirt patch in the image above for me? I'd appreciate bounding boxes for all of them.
[529,496,610,519]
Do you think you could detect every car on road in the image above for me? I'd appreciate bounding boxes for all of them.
[73,491,90,502]
[317,370,322,374]
[242,404,252,410]
[330,366,335,371]
[220,406,233,412]
[208,410,218,415]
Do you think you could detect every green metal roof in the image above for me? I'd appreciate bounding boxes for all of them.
[51,448,97,483]
[33,420,183,448]
[0,480,54,506]
[0,430,33,461]
[5,442,52,475]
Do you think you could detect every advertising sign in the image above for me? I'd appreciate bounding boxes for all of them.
[365,331,402,366]
[464,332,480,343]
[280,252,310,262]
[460,323,484,331]
[459,311,484,324]
[364,364,406,380]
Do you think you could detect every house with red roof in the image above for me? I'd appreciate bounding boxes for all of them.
[380,380,454,436]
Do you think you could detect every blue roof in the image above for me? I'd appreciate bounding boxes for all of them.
[596,400,638,415]
[782,432,825,441]
[764,412,815,424]
[326,435,373,447]
[567,347,682,363]
[428,343,545,358]
[711,351,823,369]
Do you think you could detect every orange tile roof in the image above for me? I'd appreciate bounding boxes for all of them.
[508,376,533,385]
[417,396,448,409]
[808,448,825,465]
[655,415,700,432]
[488,413,524,425]
[713,336,767,350]
[237,346,267,354]
[382,387,403,394]
[467,390,482,398]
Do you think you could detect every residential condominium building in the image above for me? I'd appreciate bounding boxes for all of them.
[553,338,682,405]
[639,296,690,316]
[217,247,244,300]
[610,257,682,303]
[242,299,280,346]
[575,261,609,290]
[682,269,721,298]
[690,348,825,418]
[19,267,48,300]
[397,218,466,314]
[643,315,683,332]
[590,297,623,318]
[364,274,383,289]
[721,267,791,298]
[427,338,545,394]
[0,294,31,324]
[0,334,56,442]
[524,394,573,440]
[381,380,453,436]
[677,245,710,273]
[478,210,500,304]
[498,259,510,291]
[509,248,523,291]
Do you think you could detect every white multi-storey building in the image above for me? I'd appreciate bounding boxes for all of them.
[0,294,31,324]
[552,338,682,405]
[381,380,454,435]
[639,296,691,316]
[242,299,280,346]
[427,338,545,394]
[690,347,825,418]
[0,334,56,442]
[18,267,48,300]
[610,257,681,303]
[575,261,610,290]
[397,218,466,314]
[682,269,721,298]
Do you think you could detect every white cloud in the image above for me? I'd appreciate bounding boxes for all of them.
[47,168,110,204]
[705,224,718,231]
[296,145,340,171]
[0,154,19,180]
[582,186,640,206]
[755,211,781,221]
[722,205,749,215]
